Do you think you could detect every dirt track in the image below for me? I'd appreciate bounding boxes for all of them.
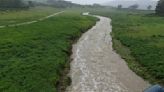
[0,11,64,28]
[67,14,150,92]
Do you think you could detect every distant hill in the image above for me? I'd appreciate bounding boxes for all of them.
[104,0,158,10]
[24,0,81,8]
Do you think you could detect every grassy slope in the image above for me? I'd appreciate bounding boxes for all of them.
[0,11,97,91]
[0,6,60,25]
[91,8,164,84]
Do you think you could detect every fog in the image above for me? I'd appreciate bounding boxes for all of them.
[26,0,159,10]
[65,0,159,10]
[105,0,158,10]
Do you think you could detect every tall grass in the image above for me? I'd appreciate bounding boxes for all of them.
[0,11,97,91]
[0,6,60,25]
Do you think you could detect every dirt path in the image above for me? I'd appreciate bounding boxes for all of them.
[0,11,64,28]
[67,14,150,92]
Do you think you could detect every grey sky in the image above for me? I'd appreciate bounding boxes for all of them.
[65,0,158,5]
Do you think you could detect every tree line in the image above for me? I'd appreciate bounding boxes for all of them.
[117,0,164,16]
[0,0,164,16]
[0,0,28,9]
[0,0,81,10]
[46,0,81,8]
[117,4,152,10]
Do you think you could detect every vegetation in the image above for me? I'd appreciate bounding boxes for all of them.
[0,6,60,25]
[147,5,152,10]
[0,0,29,9]
[0,0,81,10]
[0,10,97,92]
[91,8,164,84]
[156,0,164,15]
[128,4,139,10]
[46,0,81,8]
[117,5,122,9]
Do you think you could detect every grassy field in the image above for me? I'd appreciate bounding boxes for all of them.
[0,10,97,91]
[91,8,164,84]
[0,6,60,25]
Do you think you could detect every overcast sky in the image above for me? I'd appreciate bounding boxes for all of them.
[65,0,158,5]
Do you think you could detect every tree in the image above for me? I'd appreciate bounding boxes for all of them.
[128,4,139,10]
[156,0,164,15]
[0,0,27,9]
[147,5,152,10]
[47,0,77,8]
[28,1,35,7]
[117,4,122,9]
[93,3,102,7]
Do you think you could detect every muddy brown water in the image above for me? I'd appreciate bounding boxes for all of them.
[66,14,150,92]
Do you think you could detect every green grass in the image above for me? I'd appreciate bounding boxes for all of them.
[91,8,164,84]
[0,6,60,25]
[0,11,97,92]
